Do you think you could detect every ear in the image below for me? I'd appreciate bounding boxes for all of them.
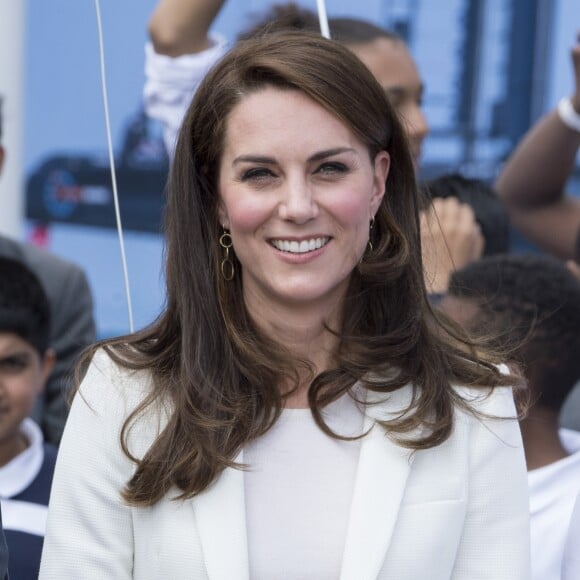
[217,200,230,230]
[370,150,390,216]
[38,349,56,394]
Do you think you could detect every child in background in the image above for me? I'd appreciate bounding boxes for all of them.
[0,257,57,580]
[440,253,580,580]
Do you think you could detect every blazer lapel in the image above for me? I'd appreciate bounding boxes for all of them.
[192,450,249,580]
[340,387,418,580]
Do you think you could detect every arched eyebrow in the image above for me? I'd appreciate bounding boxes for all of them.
[308,147,356,162]
[232,147,357,166]
[232,155,276,166]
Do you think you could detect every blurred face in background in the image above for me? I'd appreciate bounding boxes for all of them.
[348,37,429,170]
[0,332,54,462]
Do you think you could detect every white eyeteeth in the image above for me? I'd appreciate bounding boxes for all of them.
[272,237,329,254]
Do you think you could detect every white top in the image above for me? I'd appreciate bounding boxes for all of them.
[244,394,365,580]
[0,418,48,537]
[528,428,580,580]
[143,36,228,156]
[563,490,580,580]
[0,418,44,498]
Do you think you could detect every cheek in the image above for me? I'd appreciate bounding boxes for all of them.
[329,188,374,227]
[6,375,39,410]
[219,187,274,234]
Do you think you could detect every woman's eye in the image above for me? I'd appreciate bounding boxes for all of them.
[316,162,348,175]
[241,168,275,182]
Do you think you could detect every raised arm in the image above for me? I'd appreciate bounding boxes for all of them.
[149,0,227,56]
[494,41,580,259]
[144,0,229,155]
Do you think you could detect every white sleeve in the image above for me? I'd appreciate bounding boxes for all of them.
[143,34,229,157]
[563,492,580,580]
[452,387,531,579]
[39,351,155,579]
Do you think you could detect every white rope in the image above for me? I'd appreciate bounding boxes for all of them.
[94,0,135,333]
[315,0,331,39]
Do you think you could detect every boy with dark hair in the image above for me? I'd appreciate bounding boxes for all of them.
[441,253,580,580]
[0,257,57,580]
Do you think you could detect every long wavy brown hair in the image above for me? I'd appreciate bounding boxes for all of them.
[84,31,515,506]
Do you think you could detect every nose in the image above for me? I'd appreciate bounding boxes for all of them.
[277,177,319,224]
[405,103,430,143]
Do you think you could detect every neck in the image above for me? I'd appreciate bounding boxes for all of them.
[244,289,344,408]
[0,430,30,467]
[519,405,568,471]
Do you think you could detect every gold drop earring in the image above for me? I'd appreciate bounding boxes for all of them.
[367,217,375,254]
[219,229,234,281]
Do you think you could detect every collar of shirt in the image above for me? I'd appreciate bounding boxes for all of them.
[0,418,44,498]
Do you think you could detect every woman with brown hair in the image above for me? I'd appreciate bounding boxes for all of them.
[40,32,529,579]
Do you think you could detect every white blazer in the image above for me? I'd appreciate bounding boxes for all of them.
[39,351,530,579]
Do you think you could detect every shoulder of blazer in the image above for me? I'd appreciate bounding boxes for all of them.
[78,349,171,459]
[364,381,517,442]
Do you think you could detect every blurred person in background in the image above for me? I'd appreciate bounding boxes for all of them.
[0,258,58,580]
[441,253,580,580]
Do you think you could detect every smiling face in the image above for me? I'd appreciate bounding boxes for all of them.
[0,332,53,463]
[347,38,429,170]
[218,87,390,316]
